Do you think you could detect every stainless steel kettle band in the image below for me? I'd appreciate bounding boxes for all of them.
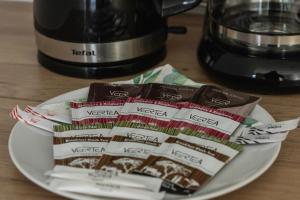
[212,23,300,47]
[35,29,166,63]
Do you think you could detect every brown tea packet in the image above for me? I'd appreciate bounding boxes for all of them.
[88,83,145,102]
[191,85,261,117]
[136,137,242,194]
[140,83,198,102]
[96,135,160,173]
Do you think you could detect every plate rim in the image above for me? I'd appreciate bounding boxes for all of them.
[8,87,282,200]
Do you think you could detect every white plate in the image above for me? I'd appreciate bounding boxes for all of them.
[8,87,281,200]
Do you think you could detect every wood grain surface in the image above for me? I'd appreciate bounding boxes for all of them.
[0,2,299,200]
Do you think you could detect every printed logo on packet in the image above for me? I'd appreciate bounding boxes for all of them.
[127,132,160,143]
[109,90,129,98]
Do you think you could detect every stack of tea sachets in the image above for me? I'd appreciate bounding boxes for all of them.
[49,82,258,194]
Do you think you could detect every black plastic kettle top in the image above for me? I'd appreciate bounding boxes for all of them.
[34,0,201,78]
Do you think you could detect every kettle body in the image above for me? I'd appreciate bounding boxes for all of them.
[34,0,201,78]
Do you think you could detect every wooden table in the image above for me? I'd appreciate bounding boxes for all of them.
[0,2,299,200]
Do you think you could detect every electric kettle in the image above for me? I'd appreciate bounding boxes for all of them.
[34,0,202,78]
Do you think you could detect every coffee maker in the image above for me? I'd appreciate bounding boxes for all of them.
[34,0,202,78]
[199,0,300,89]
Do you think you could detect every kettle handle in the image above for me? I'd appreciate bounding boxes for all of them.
[162,0,203,17]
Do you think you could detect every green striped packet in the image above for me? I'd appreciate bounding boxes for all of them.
[177,129,243,162]
[174,117,261,142]
[112,120,176,144]
[53,124,112,169]
[182,129,243,151]
[114,121,175,135]
[162,125,180,136]
[53,123,113,138]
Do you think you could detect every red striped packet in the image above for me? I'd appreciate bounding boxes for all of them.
[70,100,125,125]
[115,97,182,130]
[167,102,245,140]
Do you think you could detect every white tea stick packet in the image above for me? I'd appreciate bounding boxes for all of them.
[49,178,165,200]
[46,165,162,193]
[232,118,299,144]
[10,105,59,132]
[25,105,72,124]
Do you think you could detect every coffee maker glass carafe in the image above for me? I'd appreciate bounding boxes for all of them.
[199,0,300,89]
[208,0,300,54]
